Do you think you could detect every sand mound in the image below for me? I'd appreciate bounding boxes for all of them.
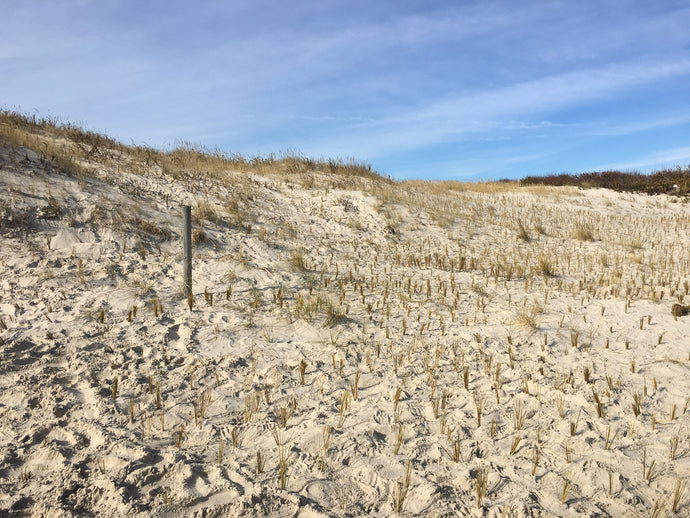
[1,138,689,516]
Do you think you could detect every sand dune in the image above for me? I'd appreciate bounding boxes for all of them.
[0,132,689,517]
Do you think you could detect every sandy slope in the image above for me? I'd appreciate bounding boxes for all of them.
[1,140,689,517]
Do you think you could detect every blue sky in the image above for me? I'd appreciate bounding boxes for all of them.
[2,1,690,180]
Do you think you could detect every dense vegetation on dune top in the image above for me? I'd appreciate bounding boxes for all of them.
[2,109,689,195]
[0,109,390,186]
[521,170,690,196]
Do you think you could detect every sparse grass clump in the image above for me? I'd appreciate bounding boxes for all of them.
[561,471,574,504]
[393,460,412,513]
[290,247,307,272]
[574,223,594,241]
[324,301,348,327]
[516,303,542,331]
[538,255,555,277]
[516,220,531,242]
[672,479,686,513]
[475,467,489,508]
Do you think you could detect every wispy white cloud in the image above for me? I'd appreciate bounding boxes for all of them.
[587,113,690,137]
[399,59,690,125]
[598,146,690,172]
[300,56,690,159]
[514,5,690,67]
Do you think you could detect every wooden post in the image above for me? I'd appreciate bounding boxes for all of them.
[183,205,192,299]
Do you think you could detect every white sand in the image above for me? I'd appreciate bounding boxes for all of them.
[0,141,689,517]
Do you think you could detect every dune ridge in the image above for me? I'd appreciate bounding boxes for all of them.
[0,118,689,516]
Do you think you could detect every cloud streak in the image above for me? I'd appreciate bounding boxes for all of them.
[299,56,690,159]
[2,1,690,179]
[599,147,690,172]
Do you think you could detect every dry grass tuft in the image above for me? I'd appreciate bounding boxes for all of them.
[515,303,543,331]
[573,223,594,241]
